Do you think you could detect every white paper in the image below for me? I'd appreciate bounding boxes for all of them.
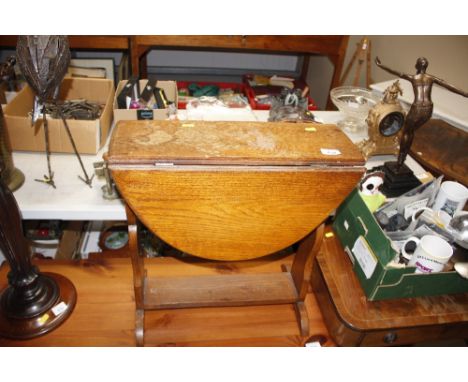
[403,198,429,220]
[352,236,377,279]
[320,148,341,156]
[51,301,68,316]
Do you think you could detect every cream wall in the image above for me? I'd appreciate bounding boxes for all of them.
[307,35,468,109]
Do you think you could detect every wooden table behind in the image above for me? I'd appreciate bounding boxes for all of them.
[312,227,468,346]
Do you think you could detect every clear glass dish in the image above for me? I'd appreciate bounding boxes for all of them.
[330,86,380,134]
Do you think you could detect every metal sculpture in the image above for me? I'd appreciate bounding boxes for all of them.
[16,35,93,188]
[375,56,468,171]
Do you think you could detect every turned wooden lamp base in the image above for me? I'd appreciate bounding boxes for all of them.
[0,272,76,340]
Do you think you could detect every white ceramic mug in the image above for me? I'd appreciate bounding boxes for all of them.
[432,181,468,218]
[410,207,451,229]
[401,236,419,262]
[407,235,453,274]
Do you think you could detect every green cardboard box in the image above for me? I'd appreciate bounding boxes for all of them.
[332,188,468,300]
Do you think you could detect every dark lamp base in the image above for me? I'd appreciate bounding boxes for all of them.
[0,272,76,340]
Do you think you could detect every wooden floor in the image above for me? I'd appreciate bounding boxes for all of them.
[0,253,333,346]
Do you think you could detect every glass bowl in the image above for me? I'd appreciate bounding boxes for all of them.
[330,86,380,134]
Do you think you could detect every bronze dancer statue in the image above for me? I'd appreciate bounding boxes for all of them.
[375,56,468,170]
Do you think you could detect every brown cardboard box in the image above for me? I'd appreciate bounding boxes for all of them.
[3,78,114,154]
[55,221,85,260]
[113,79,177,123]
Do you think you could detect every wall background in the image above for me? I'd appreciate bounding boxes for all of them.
[308,35,468,109]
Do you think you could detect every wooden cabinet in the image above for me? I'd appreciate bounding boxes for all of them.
[0,35,349,109]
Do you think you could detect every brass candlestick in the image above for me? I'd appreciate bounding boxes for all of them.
[0,103,24,192]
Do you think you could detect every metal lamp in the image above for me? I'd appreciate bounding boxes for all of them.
[0,103,24,192]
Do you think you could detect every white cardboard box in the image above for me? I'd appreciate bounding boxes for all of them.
[113,79,177,123]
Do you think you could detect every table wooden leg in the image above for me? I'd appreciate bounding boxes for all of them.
[135,308,144,346]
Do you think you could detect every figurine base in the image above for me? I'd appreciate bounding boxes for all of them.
[378,161,421,197]
[4,168,25,193]
[0,272,76,340]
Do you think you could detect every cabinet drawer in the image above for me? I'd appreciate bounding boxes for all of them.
[360,323,468,346]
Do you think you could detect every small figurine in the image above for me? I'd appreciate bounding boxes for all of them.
[359,171,386,212]
[382,79,403,104]
[375,56,468,170]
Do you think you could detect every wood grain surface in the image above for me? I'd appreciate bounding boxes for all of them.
[141,252,333,346]
[0,254,334,347]
[411,119,468,186]
[0,36,129,50]
[312,226,468,346]
[144,272,298,309]
[108,120,364,260]
[132,35,347,56]
[112,168,362,260]
[108,120,365,166]
[0,259,136,346]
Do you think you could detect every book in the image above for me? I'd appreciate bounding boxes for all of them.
[67,65,107,79]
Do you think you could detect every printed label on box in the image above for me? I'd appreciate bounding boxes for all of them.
[137,109,154,120]
[352,236,377,279]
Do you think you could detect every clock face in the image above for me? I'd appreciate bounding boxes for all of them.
[379,111,405,136]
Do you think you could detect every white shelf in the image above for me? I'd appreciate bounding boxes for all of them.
[10,110,424,222]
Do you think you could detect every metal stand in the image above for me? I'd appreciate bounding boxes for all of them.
[0,104,24,192]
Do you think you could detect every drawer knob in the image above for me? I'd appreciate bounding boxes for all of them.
[384,332,398,344]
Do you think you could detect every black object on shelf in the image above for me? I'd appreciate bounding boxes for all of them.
[371,162,421,198]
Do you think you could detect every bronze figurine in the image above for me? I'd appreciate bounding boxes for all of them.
[375,56,468,170]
